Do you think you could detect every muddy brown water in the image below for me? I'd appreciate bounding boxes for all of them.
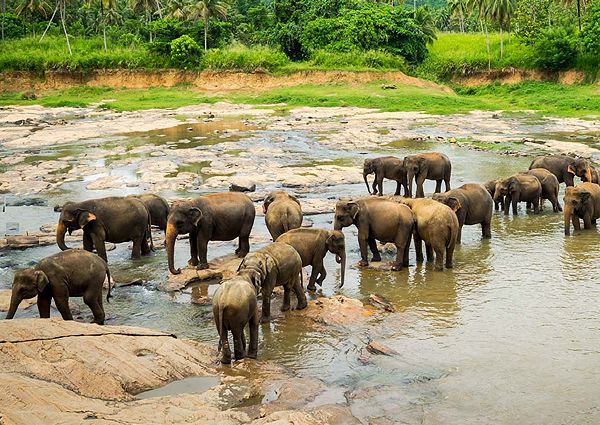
[2,119,600,424]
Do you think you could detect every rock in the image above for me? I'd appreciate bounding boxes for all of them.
[86,176,127,190]
[4,196,48,207]
[368,294,395,312]
[229,177,257,193]
[161,254,243,291]
[0,289,36,312]
[289,295,374,327]
[365,340,398,356]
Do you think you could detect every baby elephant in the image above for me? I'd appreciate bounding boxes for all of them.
[5,249,111,324]
[522,168,562,212]
[563,182,600,235]
[212,270,260,364]
[263,191,303,241]
[494,174,542,215]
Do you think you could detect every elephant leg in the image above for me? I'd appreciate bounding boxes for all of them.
[83,232,94,252]
[292,274,307,310]
[315,267,326,286]
[240,327,247,353]
[416,174,427,198]
[188,228,199,267]
[237,219,252,257]
[197,234,210,270]
[131,238,142,259]
[494,200,500,211]
[583,213,593,229]
[456,226,463,245]
[376,176,384,196]
[533,197,540,214]
[358,231,369,267]
[141,234,151,256]
[307,267,319,291]
[444,176,451,192]
[425,243,434,263]
[572,215,581,232]
[84,292,105,325]
[281,284,291,312]
[394,180,401,196]
[368,238,381,262]
[91,233,108,262]
[482,219,492,239]
[435,179,442,193]
[247,310,259,359]
[403,183,410,197]
[54,297,73,321]
[372,179,378,195]
[232,328,245,360]
[37,295,51,318]
[414,230,424,262]
[512,198,518,216]
[261,281,274,322]
[433,244,444,271]
[220,329,232,364]
[445,243,454,269]
[392,231,411,271]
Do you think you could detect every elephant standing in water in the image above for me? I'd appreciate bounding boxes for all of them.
[529,155,592,187]
[166,192,255,274]
[432,183,493,243]
[277,228,346,290]
[403,152,452,198]
[494,174,542,215]
[363,156,408,196]
[5,249,111,324]
[237,242,307,322]
[334,197,413,271]
[522,168,562,212]
[56,196,151,262]
[131,193,170,231]
[399,198,459,271]
[263,191,302,241]
[563,183,600,235]
[484,179,504,211]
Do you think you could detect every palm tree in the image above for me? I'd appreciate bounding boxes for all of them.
[188,0,227,50]
[560,0,588,31]
[86,0,118,50]
[166,0,187,20]
[468,0,492,68]
[488,0,516,58]
[448,0,467,32]
[130,0,162,41]
[16,0,51,36]
[415,7,437,45]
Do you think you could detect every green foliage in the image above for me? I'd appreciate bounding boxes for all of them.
[170,35,202,68]
[308,50,407,71]
[201,44,288,71]
[146,18,184,54]
[0,12,27,38]
[533,26,578,70]
[581,1,600,55]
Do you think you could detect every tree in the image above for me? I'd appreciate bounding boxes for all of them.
[86,0,118,50]
[16,0,51,36]
[414,6,437,44]
[467,0,492,68]
[130,0,162,41]
[188,0,228,50]
[448,0,468,32]
[488,0,516,57]
[166,0,187,20]
[559,0,590,31]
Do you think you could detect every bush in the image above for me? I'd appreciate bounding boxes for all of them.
[201,44,289,72]
[534,27,578,71]
[146,18,184,54]
[0,13,26,39]
[309,49,407,71]
[170,35,202,68]
[581,2,600,56]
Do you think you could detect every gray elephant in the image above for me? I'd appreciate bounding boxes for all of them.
[213,270,260,364]
[403,152,452,198]
[585,166,600,184]
[363,156,408,196]
[334,197,413,271]
[563,182,600,235]
[5,249,111,324]
[523,168,562,212]
[484,179,504,211]
[529,155,592,187]
[166,192,255,274]
[399,198,459,271]
[237,242,307,322]
[277,228,346,290]
[432,183,493,243]
[131,193,170,231]
[263,191,302,241]
[494,174,542,215]
[56,196,151,262]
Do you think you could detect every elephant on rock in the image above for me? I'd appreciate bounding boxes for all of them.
[277,228,346,290]
[5,249,111,324]
[529,155,592,187]
[522,168,562,212]
[563,182,600,235]
[263,191,302,241]
[56,196,151,262]
[131,193,170,231]
[494,174,542,216]
[237,242,307,322]
[334,197,413,271]
[166,192,255,274]
[432,183,493,243]
[399,198,459,271]
[363,156,408,196]
[403,152,452,198]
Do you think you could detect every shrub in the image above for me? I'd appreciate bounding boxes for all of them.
[534,27,578,71]
[0,13,26,39]
[146,18,184,54]
[201,44,289,72]
[170,35,202,68]
[581,2,600,56]
[309,49,407,71]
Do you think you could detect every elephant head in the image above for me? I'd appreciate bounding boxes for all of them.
[334,200,360,231]
[325,230,346,287]
[431,193,462,213]
[563,186,592,236]
[484,180,498,199]
[237,252,275,287]
[403,155,426,196]
[568,158,592,183]
[262,191,300,214]
[363,159,376,194]
[56,202,98,251]
[165,203,203,275]
[494,177,517,201]
[5,269,49,319]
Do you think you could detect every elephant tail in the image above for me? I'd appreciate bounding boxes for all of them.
[147,214,155,252]
[447,223,458,248]
[106,265,113,303]
[217,305,228,353]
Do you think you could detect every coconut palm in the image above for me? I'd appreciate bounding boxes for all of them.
[86,0,118,50]
[415,6,437,45]
[448,0,468,32]
[188,0,228,50]
[16,0,51,36]
[467,0,492,68]
[166,0,187,19]
[488,0,516,58]
[130,0,162,41]
[560,0,589,31]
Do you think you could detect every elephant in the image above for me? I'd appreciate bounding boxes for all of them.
[5,249,111,324]
[56,196,151,262]
[363,156,408,196]
[237,242,307,322]
[131,193,170,231]
[529,155,592,187]
[584,166,600,184]
[277,228,346,291]
[334,197,413,271]
[263,191,302,241]
[399,198,459,271]
[432,183,493,243]
[522,168,562,212]
[484,179,504,211]
[403,152,452,198]
[212,270,260,364]
[166,192,255,274]
[494,174,542,215]
[563,182,600,235]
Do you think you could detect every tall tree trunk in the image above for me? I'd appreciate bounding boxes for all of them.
[508,16,511,44]
[499,24,503,59]
[2,0,6,40]
[204,15,208,51]
[101,3,107,51]
[40,2,58,41]
[60,0,72,55]
[576,0,581,31]
[413,0,416,18]
[484,21,490,70]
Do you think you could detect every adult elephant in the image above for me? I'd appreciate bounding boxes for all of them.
[263,191,302,241]
[584,166,600,184]
[5,249,111,324]
[166,192,255,274]
[432,183,493,243]
[334,197,413,271]
[403,152,452,198]
[56,196,151,262]
[529,155,592,187]
[484,179,504,211]
[522,168,562,212]
[363,156,408,196]
[563,182,600,235]
[237,242,307,322]
[277,228,346,290]
[399,198,459,271]
[494,174,542,216]
[131,193,170,231]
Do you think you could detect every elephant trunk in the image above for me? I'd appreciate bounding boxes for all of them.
[5,293,20,319]
[338,251,346,288]
[406,171,414,197]
[166,222,181,275]
[564,204,572,236]
[56,221,69,251]
[363,172,371,194]
[585,167,592,183]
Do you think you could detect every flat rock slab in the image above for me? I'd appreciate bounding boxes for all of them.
[0,289,36,312]
[289,295,375,327]
[161,254,243,291]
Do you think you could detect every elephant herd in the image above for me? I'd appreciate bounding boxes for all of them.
[5,151,599,365]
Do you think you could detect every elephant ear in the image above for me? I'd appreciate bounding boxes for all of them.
[188,207,203,226]
[77,210,97,228]
[347,202,360,220]
[567,164,576,175]
[289,194,301,207]
[447,197,461,212]
[264,254,277,277]
[34,271,49,293]
[579,190,591,203]
[263,194,274,214]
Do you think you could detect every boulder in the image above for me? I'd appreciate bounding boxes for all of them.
[161,254,244,291]
[229,177,257,193]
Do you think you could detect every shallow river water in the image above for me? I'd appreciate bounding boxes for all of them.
[1,117,600,424]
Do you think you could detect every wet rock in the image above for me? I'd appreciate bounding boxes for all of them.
[161,254,243,291]
[4,196,48,207]
[289,295,374,327]
[365,340,398,356]
[368,294,395,312]
[86,175,127,190]
[230,177,257,193]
